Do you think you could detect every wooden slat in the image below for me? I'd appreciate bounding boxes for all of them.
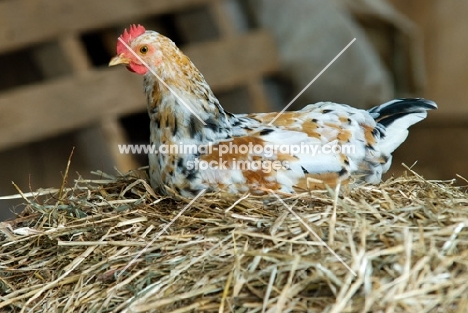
[100,116,141,172]
[389,0,468,116]
[246,79,271,112]
[58,34,139,171]
[208,0,273,112]
[58,34,92,74]
[209,0,236,38]
[0,0,213,53]
[184,30,278,91]
[0,68,142,150]
[0,30,278,150]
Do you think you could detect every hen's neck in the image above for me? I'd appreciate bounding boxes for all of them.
[143,53,237,144]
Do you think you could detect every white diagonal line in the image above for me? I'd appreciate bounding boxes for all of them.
[269,191,356,276]
[268,38,356,125]
[117,189,207,277]
[117,37,206,125]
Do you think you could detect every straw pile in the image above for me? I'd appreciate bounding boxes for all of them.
[1,167,468,313]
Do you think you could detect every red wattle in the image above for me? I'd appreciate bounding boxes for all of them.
[126,63,149,75]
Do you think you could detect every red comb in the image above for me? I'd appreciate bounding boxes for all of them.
[116,24,146,54]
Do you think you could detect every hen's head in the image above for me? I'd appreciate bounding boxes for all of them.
[109,24,175,75]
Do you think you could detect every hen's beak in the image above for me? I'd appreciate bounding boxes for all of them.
[109,54,131,66]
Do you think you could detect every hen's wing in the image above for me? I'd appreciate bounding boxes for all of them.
[188,102,367,194]
[191,99,436,195]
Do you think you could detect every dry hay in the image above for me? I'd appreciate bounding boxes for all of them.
[1,167,468,313]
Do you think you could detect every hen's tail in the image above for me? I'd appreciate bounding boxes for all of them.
[368,98,437,155]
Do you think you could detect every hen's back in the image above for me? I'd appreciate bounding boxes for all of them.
[221,98,438,193]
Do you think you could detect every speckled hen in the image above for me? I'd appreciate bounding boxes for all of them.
[109,24,437,197]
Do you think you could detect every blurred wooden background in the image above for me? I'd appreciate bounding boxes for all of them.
[0,0,466,220]
[389,0,468,181]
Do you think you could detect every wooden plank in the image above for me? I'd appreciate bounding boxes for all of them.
[28,34,115,191]
[0,68,142,150]
[0,0,214,53]
[99,116,141,172]
[389,0,468,116]
[0,30,278,150]
[246,79,271,113]
[208,0,273,112]
[173,6,219,42]
[423,1,468,114]
[209,0,236,38]
[58,35,92,74]
[31,41,72,77]
[74,117,140,173]
[184,30,278,91]
[57,34,139,171]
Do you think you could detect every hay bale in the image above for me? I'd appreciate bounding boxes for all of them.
[1,168,467,312]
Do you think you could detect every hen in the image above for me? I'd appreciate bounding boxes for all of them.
[109,24,437,197]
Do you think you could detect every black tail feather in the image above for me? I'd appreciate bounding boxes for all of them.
[368,98,437,127]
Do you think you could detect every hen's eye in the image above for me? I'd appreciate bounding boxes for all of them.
[139,46,149,54]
